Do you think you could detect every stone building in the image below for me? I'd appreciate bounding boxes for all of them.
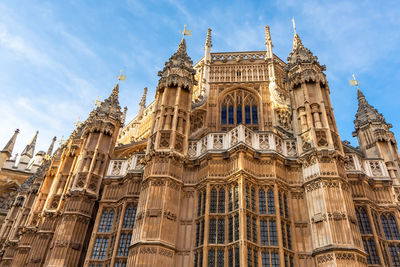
[0,129,56,225]
[0,25,400,267]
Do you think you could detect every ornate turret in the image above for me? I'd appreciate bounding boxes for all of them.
[286,20,364,264]
[130,29,196,266]
[353,86,400,179]
[19,131,38,163]
[355,89,387,129]
[157,38,196,90]
[148,34,196,156]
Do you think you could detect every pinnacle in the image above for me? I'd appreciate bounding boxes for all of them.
[177,37,187,54]
[1,129,19,156]
[205,28,212,48]
[293,33,304,51]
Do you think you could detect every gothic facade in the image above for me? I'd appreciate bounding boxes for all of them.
[0,25,400,267]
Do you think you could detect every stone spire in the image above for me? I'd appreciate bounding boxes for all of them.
[121,106,128,125]
[157,38,196,90]
[20,131,38,160]
[1,129,19,157]
[265,25,273,58]
[87,83,123,123]
[286,26,322,69]
[205,28,212,48]
[46,136,57,156]
[354,88,386,129]
[138,87,147,119]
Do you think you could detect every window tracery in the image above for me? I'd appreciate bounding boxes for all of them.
[221,90,259,128]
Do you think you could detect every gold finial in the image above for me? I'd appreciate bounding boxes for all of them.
[74,116,82,127]
[94,96,101,107]
[292,18,296,34]
[180,24,192,39]
[350,74,360,89]
[43,154,51,161]
[116,69,126,83]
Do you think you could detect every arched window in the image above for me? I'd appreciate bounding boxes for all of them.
[228,187,233,212]
[98,211,108,232]
[251,187,256,211]
[105,210,114,232]
[197,192,202,217]
[259,189,266,214]
[218,188,225,213]
[267,189,275,214]
[389,244,400,266]
[381,215,392,240]
[221,90,259,127]
[356,207,372,234]
[246,185,250,209]
[389,215,400,240]
[210,188,217,213]
[283,193,289,219]
[123,205,137,229]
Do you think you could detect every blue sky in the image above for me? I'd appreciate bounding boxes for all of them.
[1,0,400,155]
